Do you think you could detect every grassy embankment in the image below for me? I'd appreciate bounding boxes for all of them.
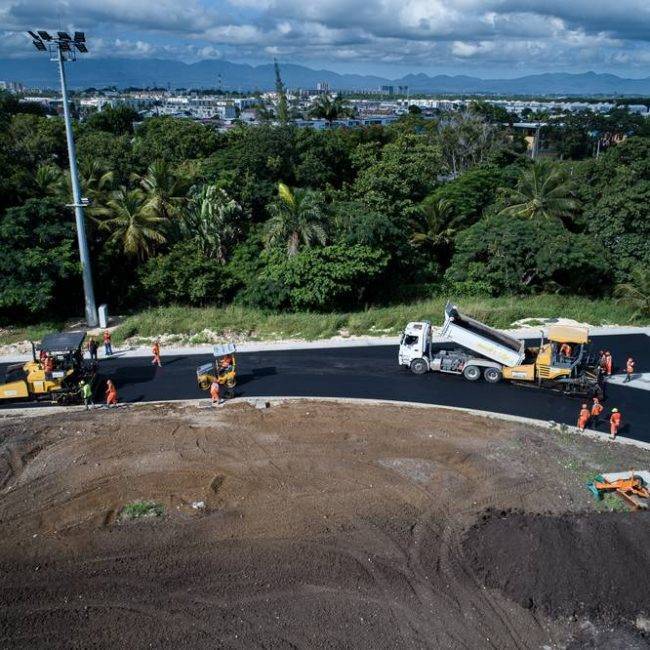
[0,295,645,347]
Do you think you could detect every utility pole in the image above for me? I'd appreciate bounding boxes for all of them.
[28,30,98,326]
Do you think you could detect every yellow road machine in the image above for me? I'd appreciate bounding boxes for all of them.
[399,303,603,398]
[196,342,237,398]
[0,332,98,405]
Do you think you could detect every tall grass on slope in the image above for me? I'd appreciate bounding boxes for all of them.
[110,294,644,344]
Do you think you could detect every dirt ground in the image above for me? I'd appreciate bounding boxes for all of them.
[0,400,648,649]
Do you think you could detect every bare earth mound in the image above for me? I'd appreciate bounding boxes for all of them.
[0,400,648,648]
[464,509,650,621]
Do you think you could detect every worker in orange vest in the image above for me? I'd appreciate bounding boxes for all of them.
[210,380,221,405]
[103,329,113,356]
[105,379,118,407]
[151,340,162,367]
[590,397,604,429]
[604,351,613,376]
[560,342,572,359]
[577,403,590,431]
[623,357,635,383]
[609,408,621,439]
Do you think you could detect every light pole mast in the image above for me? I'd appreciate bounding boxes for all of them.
[27,30,98,327]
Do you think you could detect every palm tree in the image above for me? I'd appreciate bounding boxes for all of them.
[615,267,650,318]
[138,161,187,222]
[410,198,457,250]
[76,160,114,213]
[182,184,244,263]
[32,164,65,198]
[98,186,167,259]
[309,94,353,125]
[499,161,577,221]
[265,182,327,256]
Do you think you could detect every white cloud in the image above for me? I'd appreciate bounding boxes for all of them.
[1,0,649,74]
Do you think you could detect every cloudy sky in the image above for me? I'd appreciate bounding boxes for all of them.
[2,0,649,78]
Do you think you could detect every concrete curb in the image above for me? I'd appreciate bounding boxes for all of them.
[2,395,648,451]
[1,326,648,363]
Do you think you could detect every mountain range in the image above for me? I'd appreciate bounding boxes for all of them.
[2,57,650,96]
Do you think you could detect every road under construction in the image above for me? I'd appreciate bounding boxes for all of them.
[1,331,648,443]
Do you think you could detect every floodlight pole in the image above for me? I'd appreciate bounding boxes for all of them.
[56,46,98,327]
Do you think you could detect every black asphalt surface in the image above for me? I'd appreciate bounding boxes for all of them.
[2,333,649,443]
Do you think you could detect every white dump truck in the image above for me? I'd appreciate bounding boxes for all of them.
[398,302,603,396]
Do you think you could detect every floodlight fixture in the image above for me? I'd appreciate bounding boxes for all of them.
[25,28,98,327]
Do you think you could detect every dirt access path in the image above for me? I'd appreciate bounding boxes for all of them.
[0,401,648,648]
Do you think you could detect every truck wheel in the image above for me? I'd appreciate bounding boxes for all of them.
[463,365,481,382]
[410,358,429,375]
[483,367,502,383]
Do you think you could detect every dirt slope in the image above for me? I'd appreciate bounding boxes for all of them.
[0,401,648,648]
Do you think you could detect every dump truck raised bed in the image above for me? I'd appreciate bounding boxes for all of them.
[398,302,603,397]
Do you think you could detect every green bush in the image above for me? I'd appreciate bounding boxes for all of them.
[244,244,388,311]
[0,199,80,323]
[118,501,164,522]
[446,212,610,295]
[138,241,234,306]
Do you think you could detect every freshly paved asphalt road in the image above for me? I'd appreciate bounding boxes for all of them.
[2,333,649,443]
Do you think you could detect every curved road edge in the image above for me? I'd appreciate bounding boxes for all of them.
[2,395,648,451]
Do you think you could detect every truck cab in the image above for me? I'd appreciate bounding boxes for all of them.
[398,321,432,373]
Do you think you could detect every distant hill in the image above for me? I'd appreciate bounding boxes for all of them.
[2,57,650,96]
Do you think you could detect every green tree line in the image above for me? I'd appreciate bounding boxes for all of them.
[0,92,649,324]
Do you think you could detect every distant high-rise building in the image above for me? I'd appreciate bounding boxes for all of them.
[0,80,26,93]
[380,85,394,96]
[398,85,409,96]
[316,81,330,93]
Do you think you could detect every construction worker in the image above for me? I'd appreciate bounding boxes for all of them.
[88,337,98,361]
[43,354,54,374]
[604,351,613,376]
[560,342,572,359]
[80,380,93,410]
[210,379,221,405]
[609,408,621,439]
[624,357,635,383]
[103,330,113,356]
[152,340,162,367]
[599,350,607,373]
[219,354,233,370]
[590,397,604,429]
[39,348,47,365]
[105,379,118,407]
[577,403,590,431]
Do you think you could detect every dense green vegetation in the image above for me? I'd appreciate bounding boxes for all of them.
[1,92,649,333]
